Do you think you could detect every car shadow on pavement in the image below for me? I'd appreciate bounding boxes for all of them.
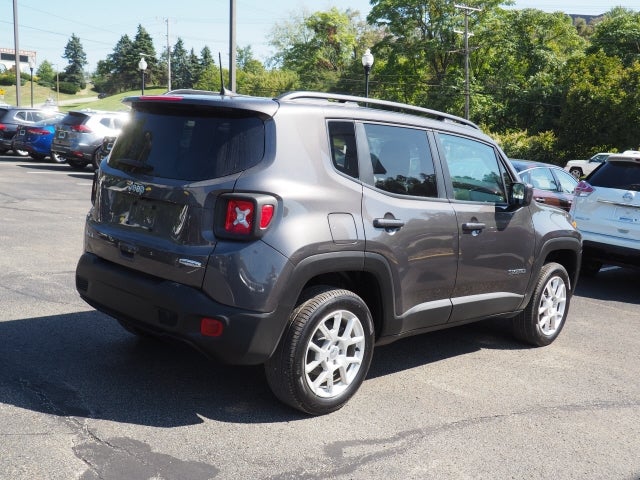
[0,310,524,425]
[575,266,639,305]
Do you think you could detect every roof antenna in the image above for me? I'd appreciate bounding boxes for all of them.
[218,52,233,96]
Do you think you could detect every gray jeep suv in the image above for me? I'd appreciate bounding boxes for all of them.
[76,90,582,415]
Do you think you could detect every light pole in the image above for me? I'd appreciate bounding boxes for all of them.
[138,56,147,95]
[361,48,374,98]
[28,58,34,107]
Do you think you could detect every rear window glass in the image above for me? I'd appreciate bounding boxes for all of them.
[588,161,640,191]
[62,112,89,126]
[108,108,265,181]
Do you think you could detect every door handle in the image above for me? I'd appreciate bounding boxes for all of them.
[535,197,545,203]
[373,218,405,230]
[462,222,485,235]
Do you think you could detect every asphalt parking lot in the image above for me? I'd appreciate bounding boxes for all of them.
[1,155,639,480]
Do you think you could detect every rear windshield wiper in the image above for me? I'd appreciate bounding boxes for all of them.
[115,158,154,173]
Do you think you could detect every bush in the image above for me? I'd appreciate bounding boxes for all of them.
[0,73,25,86]
[491,129,560,165]
[58,81,81,94]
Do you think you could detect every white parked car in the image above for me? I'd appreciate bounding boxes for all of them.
[570,150,640,275]
[564,152,614,179]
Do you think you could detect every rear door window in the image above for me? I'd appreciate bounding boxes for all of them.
[363,123,438,198]
[108,108,266,181]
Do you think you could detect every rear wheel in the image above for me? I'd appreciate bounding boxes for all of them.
[13,148,29,157]
[513,262,570,347]
[569,167,582,179]
[92,147,105,170]
[265,287,374,415]
[50,152,65,163]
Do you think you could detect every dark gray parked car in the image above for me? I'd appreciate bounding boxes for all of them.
[51,109,129,170]
[0,106,60,156]
[75,90,582,415]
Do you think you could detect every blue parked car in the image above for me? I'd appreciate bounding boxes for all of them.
[12,113,65,162]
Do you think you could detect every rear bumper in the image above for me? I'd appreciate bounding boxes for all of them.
[582,239,640,269]
[51,144,92,161]
[76,252,290,365]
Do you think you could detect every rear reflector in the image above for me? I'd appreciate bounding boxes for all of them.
[201,318,224,337]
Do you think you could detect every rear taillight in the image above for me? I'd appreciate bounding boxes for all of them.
[574,180,594,197]
[216,194,277,240]
[0,124,6,131]
[28,128,50,135]
[71,124,92,133]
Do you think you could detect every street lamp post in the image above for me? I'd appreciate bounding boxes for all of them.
[138,56,147,95]
[361,48,374,98]
[28,58,35,107]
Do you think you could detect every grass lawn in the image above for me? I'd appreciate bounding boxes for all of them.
[1,81,167,112]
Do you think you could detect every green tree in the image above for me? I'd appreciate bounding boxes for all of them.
[36,60,55,87]
[61,33,87,89]
[269,7,364,91]
[133,25,157,87]
[171,38,191,89]
[557,52,640,157]
[587,7,640,67]
[473,8,586,132]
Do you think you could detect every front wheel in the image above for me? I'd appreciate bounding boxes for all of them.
[512,262,571,347]
[265,287,374,415]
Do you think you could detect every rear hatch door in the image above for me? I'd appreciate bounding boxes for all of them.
[86,94,277,288]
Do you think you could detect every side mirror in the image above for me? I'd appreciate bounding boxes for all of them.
[510,182,532,207]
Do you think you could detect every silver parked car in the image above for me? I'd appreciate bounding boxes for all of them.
[51,109,129,170]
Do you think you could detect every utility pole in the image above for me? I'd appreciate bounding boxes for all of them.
[229,0,236,92]
[454,4,481,120]
[13,0,21,106]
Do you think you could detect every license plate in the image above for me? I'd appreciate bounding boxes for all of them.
[127,201,156,230]
[615,206,640,223]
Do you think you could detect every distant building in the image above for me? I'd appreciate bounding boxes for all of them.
[0,48,37,72]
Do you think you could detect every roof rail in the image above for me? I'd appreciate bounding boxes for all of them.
[277,91,479,130]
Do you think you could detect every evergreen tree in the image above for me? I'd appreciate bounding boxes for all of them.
[62,34,88,89]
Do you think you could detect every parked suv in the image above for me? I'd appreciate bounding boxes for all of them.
[0,106,59,156]
[51,109,129,170]
[570,150,640,275]
[75,91,582,415]
[564,152,613,179]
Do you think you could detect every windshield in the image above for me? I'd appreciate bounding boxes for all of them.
[108,107,266,181]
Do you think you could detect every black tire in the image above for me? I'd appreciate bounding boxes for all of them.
[13,148,29,157]
[265,287,374,415]
[513,262,571,347]
[92,148,104,170]
[67,159,89,170]
[569,167,582,179]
